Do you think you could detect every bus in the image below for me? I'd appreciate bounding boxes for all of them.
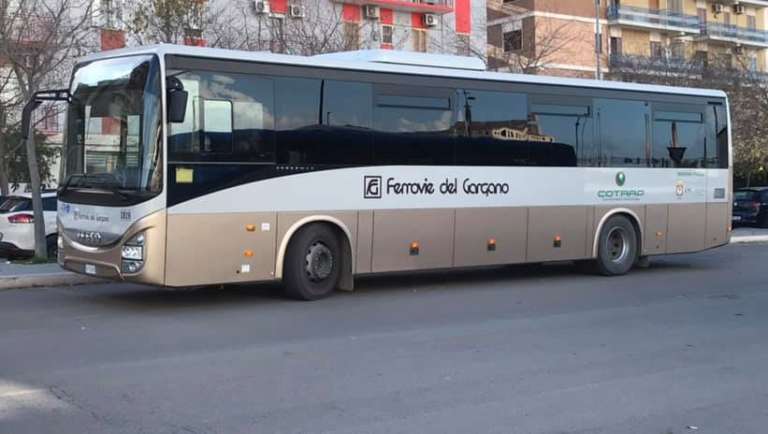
[41,45,732,300]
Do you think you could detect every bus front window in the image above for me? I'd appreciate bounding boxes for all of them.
[60,55,163,205]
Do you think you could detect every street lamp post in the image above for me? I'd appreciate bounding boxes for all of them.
[595,0,603,80]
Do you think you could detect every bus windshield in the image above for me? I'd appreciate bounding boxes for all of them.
[60,55,163,204]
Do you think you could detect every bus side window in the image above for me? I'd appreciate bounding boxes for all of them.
[595,99,650,167]
[652,106,705,168]
[714,104,729,169]
[373,85,455,166]
[275,77,322,166]
[455,90,530,166]
[275,77,374,166]
[168,71,275,163]
[202,99,233,154]
[529,103,591,167]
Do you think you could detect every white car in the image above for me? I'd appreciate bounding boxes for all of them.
[0,192,58,258]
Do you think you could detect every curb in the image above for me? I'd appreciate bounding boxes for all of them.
[730,235,768,244]
[0,272,106,291]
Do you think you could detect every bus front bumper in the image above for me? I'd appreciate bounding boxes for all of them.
[58,211,167,286]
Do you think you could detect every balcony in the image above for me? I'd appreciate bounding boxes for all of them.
[701,23,768,48]
[335,0,454,14]
[715,0,768,8]
[607,5,700,35]
[609,53,704,75]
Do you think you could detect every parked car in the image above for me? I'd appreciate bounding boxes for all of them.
[0,192,58,258]
[733,187,768,228]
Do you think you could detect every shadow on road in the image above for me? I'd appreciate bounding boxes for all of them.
[69,257,709,313]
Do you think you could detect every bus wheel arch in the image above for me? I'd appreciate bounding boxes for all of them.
[592,209,643,260]
[276,216,355,293]
[591,210,643,275]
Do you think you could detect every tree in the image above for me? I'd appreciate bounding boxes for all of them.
[126,0,207,45]
[2,126,56,189]
[0,0,95,259]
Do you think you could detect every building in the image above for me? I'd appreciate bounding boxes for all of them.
[487,0,768,78]
[95,0,486,57]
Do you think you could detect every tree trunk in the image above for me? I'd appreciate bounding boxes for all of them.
[0,111,9,196]
[0,134,9,196]
[24,120,47,260]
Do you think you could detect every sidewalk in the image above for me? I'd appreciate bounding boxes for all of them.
[730,227,768,243]
[1,228,766,290]
[0,261,103,290]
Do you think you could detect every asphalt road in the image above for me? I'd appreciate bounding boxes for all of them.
[1,244,767,434]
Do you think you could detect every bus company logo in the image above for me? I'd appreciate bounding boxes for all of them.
[76,231,103,246]
[364,176,382,199]
[598,172,645,201]
[60,203,71,214]
[615,172,626,187]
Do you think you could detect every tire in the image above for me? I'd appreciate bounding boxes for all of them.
[46,234,59,259]
[283,224,342,301]
[595,215,638,276]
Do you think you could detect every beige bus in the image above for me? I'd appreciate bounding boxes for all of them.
[44,45,731,300]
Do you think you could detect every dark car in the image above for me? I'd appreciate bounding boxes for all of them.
[733,187,768,227]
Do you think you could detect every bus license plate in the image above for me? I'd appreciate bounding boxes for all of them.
[85,264,96,275]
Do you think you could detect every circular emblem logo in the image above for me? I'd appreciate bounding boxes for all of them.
[615,172,626,187]
[675,180,685,197]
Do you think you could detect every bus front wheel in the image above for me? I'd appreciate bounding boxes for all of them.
[283,223,342,301]
[595,215,638,276]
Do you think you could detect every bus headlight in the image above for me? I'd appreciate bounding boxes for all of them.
[121,232,146,274]
[121,245,143,261]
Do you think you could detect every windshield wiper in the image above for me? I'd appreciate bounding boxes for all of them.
[60,173,132,201]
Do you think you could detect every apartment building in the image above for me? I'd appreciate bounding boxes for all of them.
[95,0,486,56]
[488,0,768,78]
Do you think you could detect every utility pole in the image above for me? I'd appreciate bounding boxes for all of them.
[595,0,603,80]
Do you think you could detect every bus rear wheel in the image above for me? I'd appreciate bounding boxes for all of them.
[595,215,638,276]
[283,224,341,301]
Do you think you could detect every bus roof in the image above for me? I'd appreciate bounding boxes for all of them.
[80,44,728,100]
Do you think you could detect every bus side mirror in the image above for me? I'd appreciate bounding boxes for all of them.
[166,76,188,123]
[168,90,188,123]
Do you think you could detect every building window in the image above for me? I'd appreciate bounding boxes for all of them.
[503,30,522,52]
[668,0,682,14]
[650,41,662,58]
[382,25,393,44]
[413,29,427,52]
[456,34,470,56]
[694,50,709,67]
[99,0,122,29]
[747,15,757,30]
[697,8,707,32]
[610,37,623,56]
[344,22,361,50]
[670,42,685,59]
[270,17,285,53]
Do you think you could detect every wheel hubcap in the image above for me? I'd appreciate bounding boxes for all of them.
[305,242,334,282]
[606,227,630,264]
